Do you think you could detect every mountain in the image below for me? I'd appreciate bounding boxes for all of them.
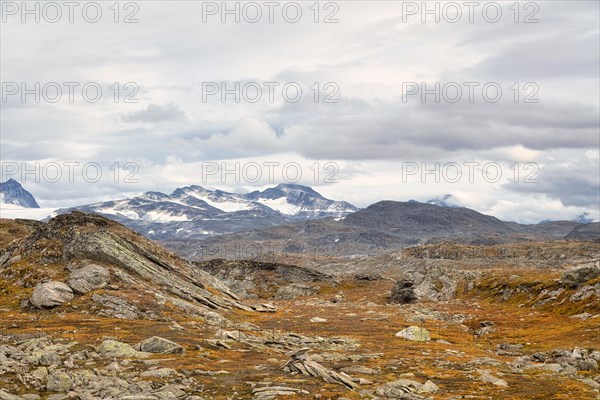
[426,194,459,207]
[565,222,600,240]
[188,200,599,261]
[0,179,40,208]
[59,184,357,241]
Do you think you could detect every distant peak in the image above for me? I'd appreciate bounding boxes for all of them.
[2,178,20,186]
[274,183,322,195]
[0,179,40,208]
[276,183,310,190]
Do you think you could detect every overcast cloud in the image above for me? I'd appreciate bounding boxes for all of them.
[1,0,598,223]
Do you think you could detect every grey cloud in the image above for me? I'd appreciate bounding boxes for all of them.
[504,153,600,208]
[123,103,186,123]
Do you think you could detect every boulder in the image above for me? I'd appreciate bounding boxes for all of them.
[375,378,439,397]
[136,336,184,354]
[30,282,74,308]
[560,262,600,287]
[97,340,149,358]
[395,326,431,342]
[68,264,110,294]
[389,280,417,304]
[46,370,72,392]
[479,370,508,387]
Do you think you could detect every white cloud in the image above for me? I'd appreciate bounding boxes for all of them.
[1,1,598,223]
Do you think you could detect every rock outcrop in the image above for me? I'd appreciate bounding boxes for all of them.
[1,212,255,317]
[560,262,600,288]
[68,263,110,294]
[282,349,359,390]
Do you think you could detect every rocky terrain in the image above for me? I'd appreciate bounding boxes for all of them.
[0,214,599,399]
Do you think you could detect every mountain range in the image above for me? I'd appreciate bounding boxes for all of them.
[1,180,598,261]
[56,183,357,240]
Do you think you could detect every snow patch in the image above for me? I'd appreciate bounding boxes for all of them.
[0,202,55,220]
[255,197,301,216]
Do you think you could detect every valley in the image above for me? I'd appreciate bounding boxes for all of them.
[0,214,599,399]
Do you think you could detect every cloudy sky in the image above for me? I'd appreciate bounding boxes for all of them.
[1,0,599,223]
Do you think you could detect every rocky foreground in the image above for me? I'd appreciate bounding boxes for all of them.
[0,214,599,399]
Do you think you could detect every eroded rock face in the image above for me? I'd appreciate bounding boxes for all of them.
[91,293,142,320]
[30,282,74,308]
[389,279,418,304]
[389,266,470,304]
[68,263,110,294]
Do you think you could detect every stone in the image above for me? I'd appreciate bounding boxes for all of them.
[97,340,149,358]
[136,337,184,354]
[0,390,23,400]
[283,350,358,390]
[375,378,438,397]
[46,370,72,392]
[395,326,431,342]
[39,352,61,366]
[140,368,177,378]
[253,386,309,400]
[479,371,508,387]
[578,359,598,371]
[30,282,74,308]
[524,363,562,373]
[68,264,110,294]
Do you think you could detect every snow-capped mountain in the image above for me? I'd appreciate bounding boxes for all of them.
[0,179,40,208]
[59,184,357,240]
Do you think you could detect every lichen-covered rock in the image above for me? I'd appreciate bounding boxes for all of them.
[68,263,110,294]
[97,340,149,358]
[136,336,184,354]
[395,326,431,342]
[46,370,72,392]
[30,282,74,308]
[91,293,141,320]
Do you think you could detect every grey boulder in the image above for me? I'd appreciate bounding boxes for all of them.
[136,336,185,354]
[30,282,74,308]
